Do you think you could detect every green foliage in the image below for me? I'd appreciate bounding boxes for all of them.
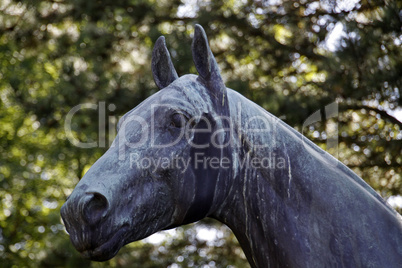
[0,0,400,266]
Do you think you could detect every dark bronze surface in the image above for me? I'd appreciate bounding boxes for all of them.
[61,25,402,267]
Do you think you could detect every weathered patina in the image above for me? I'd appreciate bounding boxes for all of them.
[61,25,402,267]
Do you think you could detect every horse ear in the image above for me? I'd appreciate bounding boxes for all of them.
[152,36,179,89]
[192,24,226,96]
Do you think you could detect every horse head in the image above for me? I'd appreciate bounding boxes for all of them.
[60,25,233,261]
[61,25,402,267]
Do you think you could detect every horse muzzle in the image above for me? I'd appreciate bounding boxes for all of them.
[61,189,128,261]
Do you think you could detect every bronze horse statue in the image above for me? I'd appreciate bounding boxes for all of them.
[61,25,402,267]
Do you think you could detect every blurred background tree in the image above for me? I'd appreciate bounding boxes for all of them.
[0,0,400,267]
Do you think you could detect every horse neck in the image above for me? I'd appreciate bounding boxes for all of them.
[212,90,294,267]
[212,90,402,268]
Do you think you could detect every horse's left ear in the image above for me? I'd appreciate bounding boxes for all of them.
[192,24,226,98]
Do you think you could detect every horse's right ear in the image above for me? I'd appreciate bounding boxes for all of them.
[152,36,179,89]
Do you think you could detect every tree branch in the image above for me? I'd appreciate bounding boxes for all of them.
[339,103,402,128]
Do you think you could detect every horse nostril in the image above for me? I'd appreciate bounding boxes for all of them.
[82,192,109,225]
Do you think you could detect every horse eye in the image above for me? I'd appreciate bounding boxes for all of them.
[171,113,187,128]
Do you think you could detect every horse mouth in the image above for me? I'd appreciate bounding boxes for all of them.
[79,225,129,261]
